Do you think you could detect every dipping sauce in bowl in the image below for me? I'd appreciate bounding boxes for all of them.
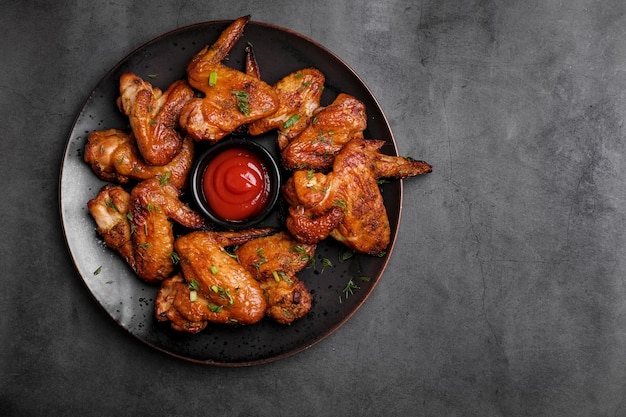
[204,147,270,221]
[191,138,281,229]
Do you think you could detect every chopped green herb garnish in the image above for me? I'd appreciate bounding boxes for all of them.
[297,80,312,93]
[283,114,300,129]
[209,71,218,86]
[170,251,180,265]
[188,279,200,291]
[210,285,234,305]
[320,257,333,273]
[340,279,360,303]
[224,245,239,261]
[231,90,250,116]
[290,245,314,265]
[93,266,102,275]
[104,198,118,212]
[253,247,268,270]
[333,199,347,210]
[208,303,223,313]
[338,249,354,262]
[210,265,219,275]
[159,171,171,186]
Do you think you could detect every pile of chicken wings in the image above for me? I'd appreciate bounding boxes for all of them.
[84,15,431,333]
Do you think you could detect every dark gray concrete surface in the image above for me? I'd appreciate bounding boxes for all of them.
[3,0,626,415]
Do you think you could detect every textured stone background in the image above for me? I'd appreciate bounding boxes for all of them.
[3,1,626,416]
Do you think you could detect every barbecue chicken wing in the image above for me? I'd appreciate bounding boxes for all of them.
[245,45,325,148]
[235,231,316,324]
[117,74,194,166]
[129,179,206,282]
[155,274,209,333]
[281,93,367,171]
[87,179,206,283]
[179,15,279,142]
[284,138,432,254]
[87,185,135,269]
[84,129,194,189]
[155,229,275,331]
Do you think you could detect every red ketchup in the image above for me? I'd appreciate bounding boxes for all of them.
[202,147,271,221]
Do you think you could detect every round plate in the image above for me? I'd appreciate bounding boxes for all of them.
[59,19,402,366]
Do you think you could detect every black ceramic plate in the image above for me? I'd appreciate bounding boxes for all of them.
[59,19,402,366]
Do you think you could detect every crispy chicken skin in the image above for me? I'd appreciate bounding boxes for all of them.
[235,231,316,324]
[285,204,345,245]
[87,185,136,270]
[117,74,194,166]
[179,16,279,142]
[87,179,206,283]
[158,229,275,330]
[281,93,367,171]
[155,274,209,333]
[284,138,432,254]
[83,129,194,189]
[248,68,325,149]
[129,179,206,283]
[245,45,325,149]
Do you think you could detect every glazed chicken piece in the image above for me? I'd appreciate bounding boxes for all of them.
[235,231,316,324]
[281,93,367,171]
[87,184,135,270]
[117,74,194,166]
[83,129,194,189]
[248,68,325,150]
[283,138,432,254]
[179,15,279,143]
[154,274,209,333]
[156,229,275,331]
[129,178,206,283]
[245,46,325,149]
[87,179,206,283]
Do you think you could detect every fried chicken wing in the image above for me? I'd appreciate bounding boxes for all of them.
[117,74,194,166]
[129,178,206,282]
[236,231,316,279]
[235,231,316,324]
[285,204,345,245]
[281,93,367,171]
[245,45,325,148]
[284,138,432,254]
[87,179,206,283]
[83,129,194,189]
[87,185,135,270]
[165,229,274,328]
[179,16,279,142]
[155,274,209,333]
[249,68,325,149]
